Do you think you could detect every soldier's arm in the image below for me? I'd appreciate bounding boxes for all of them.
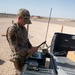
[7,26,28,56]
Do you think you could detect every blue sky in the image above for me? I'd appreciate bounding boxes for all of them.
[0,0,75,20]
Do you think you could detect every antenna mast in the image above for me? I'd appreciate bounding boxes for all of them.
[45,8,52,41]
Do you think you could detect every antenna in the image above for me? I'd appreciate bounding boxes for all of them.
[41,8,52,49]
[45,8,52,41]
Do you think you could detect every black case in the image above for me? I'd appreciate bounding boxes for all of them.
[50,32,75,56]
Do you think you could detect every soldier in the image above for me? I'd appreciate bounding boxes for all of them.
[6,8,38,75]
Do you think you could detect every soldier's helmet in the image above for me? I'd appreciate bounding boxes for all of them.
[17,8,31,24]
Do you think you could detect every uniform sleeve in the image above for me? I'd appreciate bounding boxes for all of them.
[7,26,28,56]
[27,39,32,49]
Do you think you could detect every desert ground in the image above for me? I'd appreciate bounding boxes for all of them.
[0,17,75,75]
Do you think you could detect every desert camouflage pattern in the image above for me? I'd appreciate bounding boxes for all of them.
[6,23,32,60]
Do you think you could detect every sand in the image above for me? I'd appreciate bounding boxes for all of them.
[0,17,75,75]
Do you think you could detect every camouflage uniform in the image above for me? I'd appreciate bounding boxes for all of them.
[6,23,32,71]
